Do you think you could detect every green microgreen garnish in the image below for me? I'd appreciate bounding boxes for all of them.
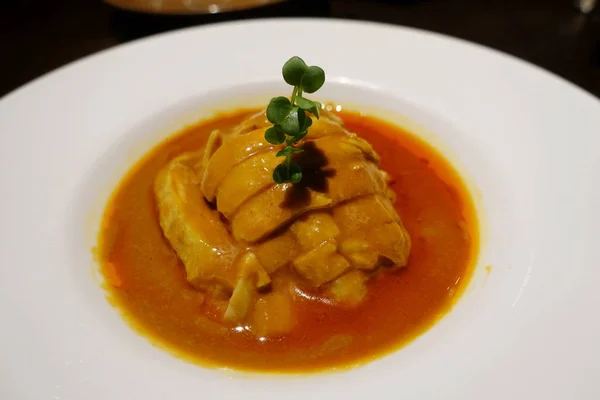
[265,56,325,184]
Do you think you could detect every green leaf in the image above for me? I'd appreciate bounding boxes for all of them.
[276,146,303,157]
[294,130,309,142]
[313,101,322,119]
[301,66,325,93]
[264,126,286,145]
[276,147,292,158]
[296,110,307,133]
[288,115,311,142]
[280,107,302,136]
[266,96,293,124]
[282,56,307,86]
[294,96,313,110]
[295,96,320,119]
[301,115,313,132]
[273,164,289,183]
[289,163,303,184]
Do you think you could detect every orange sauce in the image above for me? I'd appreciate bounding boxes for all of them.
[98,108,478,372]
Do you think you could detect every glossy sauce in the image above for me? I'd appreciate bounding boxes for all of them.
[98,108,478,372]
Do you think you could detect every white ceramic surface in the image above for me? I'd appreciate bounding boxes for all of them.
[0,19,599,400]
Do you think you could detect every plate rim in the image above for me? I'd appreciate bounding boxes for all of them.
[2,18,599,107]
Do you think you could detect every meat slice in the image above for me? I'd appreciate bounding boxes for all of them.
[225,135,388,242]
[216,151,281,218]
[334,195,410,267]
[155,152,240,291]
[201,129,279,202]
[155,152,270,323]
[155,108,412,333]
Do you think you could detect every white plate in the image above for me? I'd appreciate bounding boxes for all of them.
[1,18,599,400]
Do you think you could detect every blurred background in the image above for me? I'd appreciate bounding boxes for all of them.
[1,0,599,97]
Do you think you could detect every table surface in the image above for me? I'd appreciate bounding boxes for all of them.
[2,0,599,98]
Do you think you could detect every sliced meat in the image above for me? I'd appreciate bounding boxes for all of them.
[155,108,412,333]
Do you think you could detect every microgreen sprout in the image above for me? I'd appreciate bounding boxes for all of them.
[264,56,325,184]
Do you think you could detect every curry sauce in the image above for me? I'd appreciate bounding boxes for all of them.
[98,108,478,372]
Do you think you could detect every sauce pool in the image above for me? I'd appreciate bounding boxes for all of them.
[98,108,478,372]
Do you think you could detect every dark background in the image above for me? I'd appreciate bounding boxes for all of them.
[1,0,599,98]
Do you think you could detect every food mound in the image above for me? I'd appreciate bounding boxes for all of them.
[154,109,411,336]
